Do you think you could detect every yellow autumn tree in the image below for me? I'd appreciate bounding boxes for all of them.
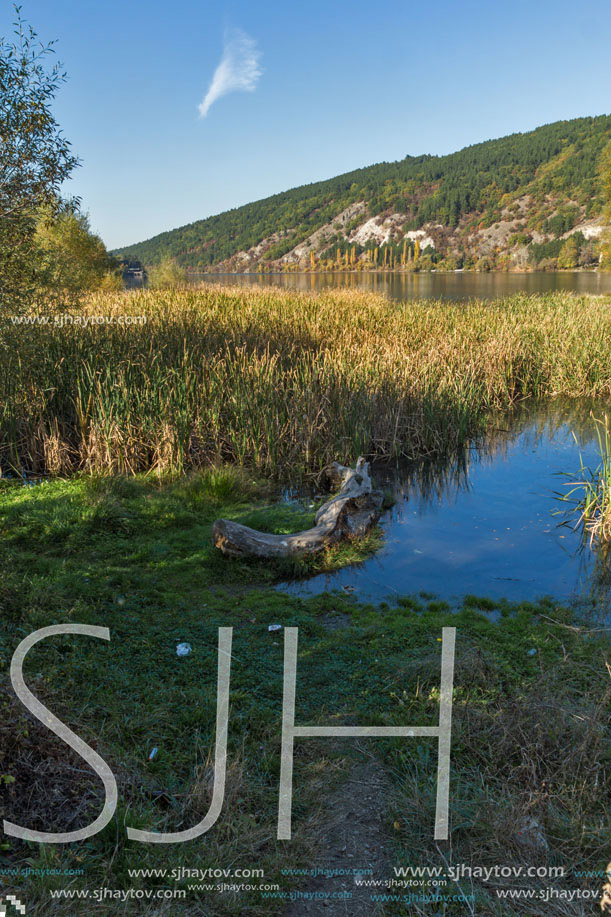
[34,204,121,302]
[147,256,186,289]
[557,236,579,269]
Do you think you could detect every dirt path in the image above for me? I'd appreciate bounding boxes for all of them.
[285,745,392,916]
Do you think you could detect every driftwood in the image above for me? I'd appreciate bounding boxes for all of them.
[212,457,383,558]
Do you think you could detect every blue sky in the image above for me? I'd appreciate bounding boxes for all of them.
[4,0,611,249]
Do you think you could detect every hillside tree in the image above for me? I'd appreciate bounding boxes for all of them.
[557,236,579,270]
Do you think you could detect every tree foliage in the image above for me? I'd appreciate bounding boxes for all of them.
[147,255,186,289]
[529,232,586,267]
[34,203,121,301]
[0,7,79,309]
[557,236,580,269]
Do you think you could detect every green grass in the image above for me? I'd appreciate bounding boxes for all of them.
[1,476,610,915]
[2,287,611,481]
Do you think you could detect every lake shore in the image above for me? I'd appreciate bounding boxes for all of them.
[1,469,610,914]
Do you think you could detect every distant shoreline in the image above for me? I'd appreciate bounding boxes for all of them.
[185,268,605,276]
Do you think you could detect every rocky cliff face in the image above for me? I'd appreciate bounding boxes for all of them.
[208,198,604,273]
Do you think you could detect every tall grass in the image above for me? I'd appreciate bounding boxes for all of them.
[1,286,610,480]
[560,413,611,546]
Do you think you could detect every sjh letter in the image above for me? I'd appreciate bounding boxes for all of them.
[4,625,455,843]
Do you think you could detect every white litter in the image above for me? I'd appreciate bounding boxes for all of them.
[148,747,158,761]
[268,624,282,632]
[176,642,193,657]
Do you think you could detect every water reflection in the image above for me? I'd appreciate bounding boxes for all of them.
[193,271,611,303]
[278,399,611,609]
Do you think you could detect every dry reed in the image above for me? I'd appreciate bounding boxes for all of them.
[1,286,610,481]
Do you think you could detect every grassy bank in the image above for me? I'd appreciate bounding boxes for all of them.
[0,474,610,915]
[2,287,611,480]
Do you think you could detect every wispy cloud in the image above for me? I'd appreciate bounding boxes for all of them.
[198,29,262,118]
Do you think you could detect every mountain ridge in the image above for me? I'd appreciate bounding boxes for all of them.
[117,114,611,272]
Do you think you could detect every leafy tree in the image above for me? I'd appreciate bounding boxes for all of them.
[531,232,586,266]
[34,203,121,301]
[0,7,78,309]
[147,256,186,289]
[557,235,579,269]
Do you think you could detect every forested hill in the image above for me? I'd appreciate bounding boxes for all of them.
[117,115,611,272]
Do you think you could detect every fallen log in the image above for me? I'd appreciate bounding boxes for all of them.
[212,457,383,558]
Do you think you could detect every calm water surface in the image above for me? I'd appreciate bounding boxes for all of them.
[195,271,611,302]
[278,400,611,607]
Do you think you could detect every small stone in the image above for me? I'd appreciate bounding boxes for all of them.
[515,816,548,852]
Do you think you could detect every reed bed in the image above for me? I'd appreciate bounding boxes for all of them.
[560,413,611,546]
[1,286,610,481]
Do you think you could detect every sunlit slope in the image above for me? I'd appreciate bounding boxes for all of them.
[116,114,611,271]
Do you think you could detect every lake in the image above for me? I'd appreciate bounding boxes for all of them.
[278,399,611,609]
[193,270,611,302]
